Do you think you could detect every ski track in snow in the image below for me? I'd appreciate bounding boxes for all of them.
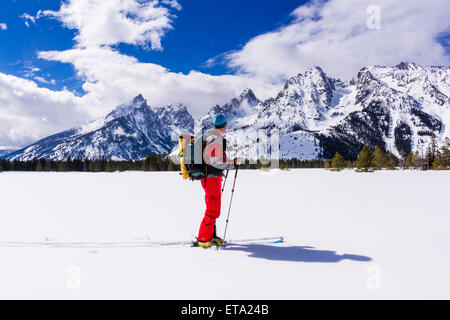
[0,237,284,248]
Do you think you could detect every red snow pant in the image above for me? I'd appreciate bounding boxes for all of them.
[198,176,222,242]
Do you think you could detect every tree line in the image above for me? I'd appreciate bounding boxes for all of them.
[0,137,448,172]
[0,154,325,172]
[0,154,179,172]
[328,136,450,172]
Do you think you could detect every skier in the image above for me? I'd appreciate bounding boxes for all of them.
[196,113,241,248]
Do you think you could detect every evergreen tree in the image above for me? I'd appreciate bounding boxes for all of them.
[89,161,96,172]
[372,146,389,169]
[442,141,450,169]
[167,158,176,171]
[414,150,426,170]
[66,156,73,171]
[432,157,444,170]
[141,157,150,171]
[355,145,374,172]
[58,160,67,172]
[426,134,439,169]
[36,160,43,172]
[404,152,415,169]
[105,159,115,172]
[331,152,345,171]
[95,159,103,172]
[41,159,49,171]
[442,137,450,168]
[386,151,398,170]
[82,159,89,172]
[432,140,450,170]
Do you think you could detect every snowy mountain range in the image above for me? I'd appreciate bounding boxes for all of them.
[2,62,449,161]
[3,94,193,161]
[197,63,449,160]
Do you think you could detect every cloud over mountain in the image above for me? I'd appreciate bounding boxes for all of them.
[226,0,450,81]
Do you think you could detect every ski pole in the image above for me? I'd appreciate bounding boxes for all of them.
[222,164,238,245]
[221,170,229,194]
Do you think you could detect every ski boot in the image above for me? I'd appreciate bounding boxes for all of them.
[212,236,224,247]
[193,240,212,248]
[212,226,224,246]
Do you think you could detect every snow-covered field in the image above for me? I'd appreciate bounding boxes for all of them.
[0,169,449,299]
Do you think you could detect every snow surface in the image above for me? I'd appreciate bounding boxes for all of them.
[0,170,449,299]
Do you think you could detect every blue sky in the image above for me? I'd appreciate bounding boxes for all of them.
[0,0,79,91]
[0,0,449,149]
[121,0,304,75]
[0,0,304,94]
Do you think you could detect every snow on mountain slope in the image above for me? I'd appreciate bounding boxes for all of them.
[152,103,194,138]
[255,67,345,132]
[198,67,358,134]
[196,67,362,160]
[279,131,321,160]
[367,63,450,139]
[5,95,193,161]
[368,63,450,105]
[196,88,261,131]
[318,66,446,159]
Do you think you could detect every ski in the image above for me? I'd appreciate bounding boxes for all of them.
[0,237,284,249]
[222,236,284,247]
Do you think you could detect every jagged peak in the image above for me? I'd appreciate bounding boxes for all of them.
[304,66,325,76]
[238,88,259,104]
[283,66,329,90]
[283,73,302,90]
[395,62,421,71]
[357,68,378,85]
[240,88,254,97]
[106,94,149,120]
[133,93,145,103]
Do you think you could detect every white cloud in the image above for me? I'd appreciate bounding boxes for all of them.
[38,46,279,119]
[20,13,38,27]
[22,65,40,78]
[33,76,56,85]
[35,0,280,121]
[226,0,450,81]
[161,0,182,11]
[41,0,179,50]
[0,23,7,30]
[0,73,89,148]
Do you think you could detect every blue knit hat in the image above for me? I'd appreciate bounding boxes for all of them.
[213,113,227,128]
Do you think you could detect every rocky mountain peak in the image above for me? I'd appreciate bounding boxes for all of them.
[395,62,421,71]
[105,94,150,121]
[238,88,259,104]
[132,93,145,103]
[153,103,194,134]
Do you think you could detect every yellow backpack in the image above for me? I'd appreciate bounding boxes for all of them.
[178,135,190,179]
